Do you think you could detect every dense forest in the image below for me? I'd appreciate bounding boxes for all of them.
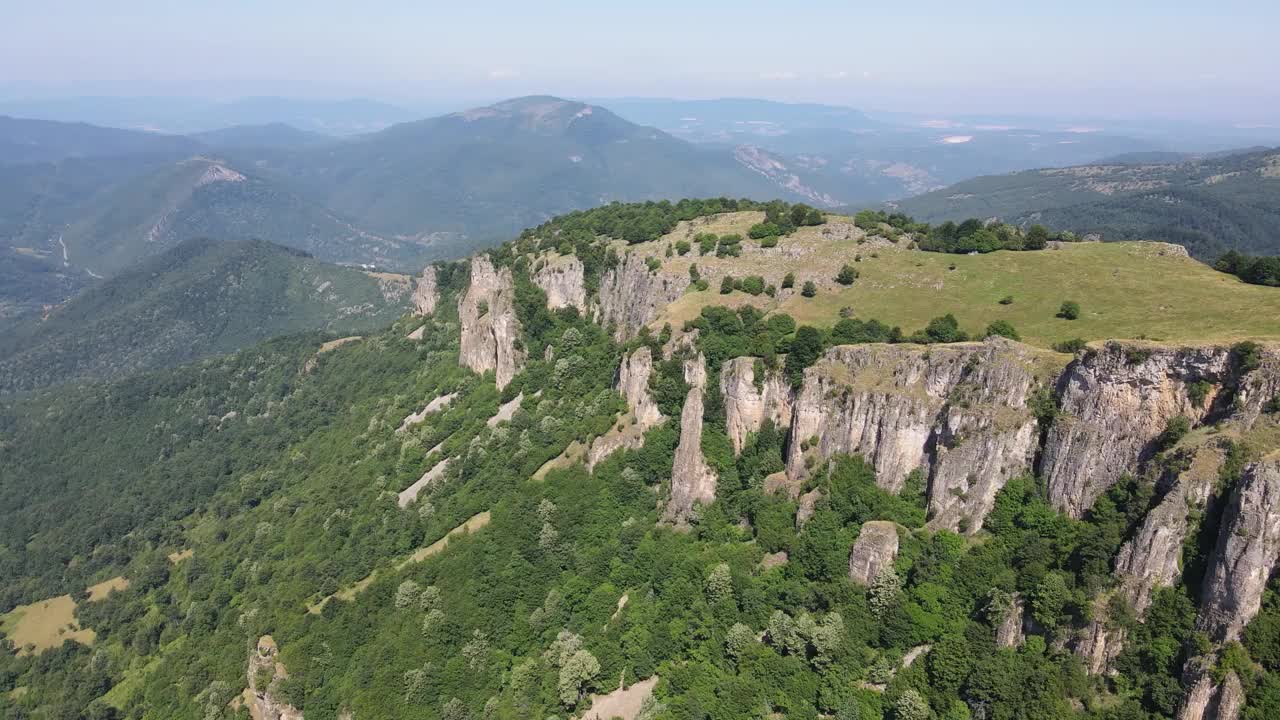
[2,200,1280,720]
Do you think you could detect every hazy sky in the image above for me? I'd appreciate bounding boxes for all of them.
[4,0,1278,121]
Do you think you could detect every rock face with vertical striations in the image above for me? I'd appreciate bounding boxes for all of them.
[1042,342,1231,518]
[587,345,665,468]
[458,255,525,390]
[1195,458,1280,643]
[411,264,439,316]
[594,250,687,341]
[533,254,588,312]
[995,593,1026,648]
[720,356,793,454]
[662,354,717,528]
[848,521,900,585]
[785,339,1045,533]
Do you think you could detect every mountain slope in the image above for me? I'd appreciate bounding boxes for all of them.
[237,96,807,255]
[0,237,411,392]
[191,122,333,149]
[2,201,1280,719]
[888,147,1280,258]
[0,115,201,165]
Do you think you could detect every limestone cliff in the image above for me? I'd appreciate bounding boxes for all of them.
[848,521,900,585]
[244,635,303,720]
[411,264,439,316]
[1042,343,1230,518]
[786,339,1044,533]
[995,593,1026,648]
[458,256,525,390]
[720,356,793,454]
[587,346,665,468]
[1195,458,1280,643]
[533,255,588,312]
[662,354,716,527]
[594,250,687,341]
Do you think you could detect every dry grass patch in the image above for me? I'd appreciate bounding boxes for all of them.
[86,576,130,602]
[1,595,95,655]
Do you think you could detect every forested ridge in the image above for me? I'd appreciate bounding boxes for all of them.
[2,200,1280,720]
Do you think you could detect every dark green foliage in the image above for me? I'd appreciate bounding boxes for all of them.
[909,314,968,344]
[1057,301,1081,320]
[984,320,1021,341]
[836,264,859,285]
[1215,250,1280,287]
[720,276,735,294]
[801,280,818,298]
[740,275,766,296]
[1053,338,1087,354]
[998,295,1014,305]
[1156,415,1191,450]
[782,272,795,289]
[1187,380,1214,408]
[1234,341,1263,373]
[784,326,824,386]
[831,318,899,345]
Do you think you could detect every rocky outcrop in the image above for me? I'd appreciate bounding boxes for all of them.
[398,392,459,432]
[1043,343,1230,518]
[1196,458,1280,643]
[587,346,665,468]
[662,354,716,527]
[411,265,439,316]
[458,256,525,390]
[848,521,900,585]
[398,458,451,508]
[245,635,303,720]
[1179,661,1245,720]
[533,255,587,311]
[595,251,687,341]
[486,393,525,428]
[995,594,1026,648]
[786,339,1044,533]
[720,357,793,454]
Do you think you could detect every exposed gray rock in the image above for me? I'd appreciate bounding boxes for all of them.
[1043,343,1230,518]
[796,488,822,528]
[458,256,525,390]
[1196,458,1280,643]
[595,250,687,341]
[533,255,587,311]
[848,521,900,585]
[411,264,439,316]
[398,458,451,508]
[720,356,793,454]
[662,354,716,527]
[486,392,524,428]
[587,346,665,468]
[398,392,459,432]
[786,339,1044,533]
[995,594,1026,649]
[246,635,303,720]
[1179,661,1244,720]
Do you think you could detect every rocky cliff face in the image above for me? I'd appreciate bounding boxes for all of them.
[1042,343,1230,518]
[411,264,439,316]
[995,593,1026,649]
[587,346,665,468]
[245,635,303,720]
[848,521,900,585]
[720,357,793,454]
[786,339,1044,533]
[1196,458,1280,643]
[533,255,588,312]
[594,250,687,341]
[662,354,717,528]
[458,256,525,390]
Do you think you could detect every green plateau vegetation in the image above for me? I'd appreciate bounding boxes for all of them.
[0,237,411,393]
[888,147,1280,260]
[1,200,1279,720]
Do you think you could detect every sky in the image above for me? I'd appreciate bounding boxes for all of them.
[3,0,1278,122]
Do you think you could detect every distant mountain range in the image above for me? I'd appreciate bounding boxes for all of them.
[0,237,410,392]
[887,147,1280,259]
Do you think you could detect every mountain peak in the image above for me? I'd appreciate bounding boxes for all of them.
[450,96,613,134]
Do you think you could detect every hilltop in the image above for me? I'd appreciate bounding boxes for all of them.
[888,147,1280,259]
[3,200,1280,720]
[0,237,411,392]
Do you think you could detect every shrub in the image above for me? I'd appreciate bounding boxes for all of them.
[740,276,766,296]
[759,235,779,248]
[912,314,968,343]
[998,295,1014,305]
[1053,338,1087,354]
[1157,415,1191,450]
[748,222,782,239]
[675,240,691,256]
[1057,301,1081,320]
[1264,395,1280,414]
[645,257,661,272]
[1187,380,1214,408]
[697,233,718,255]
[984,320,1021,341]
[720,276,735,294]
[1233,341,1262,372]
[782,272,795,289]
[801,280,818,298]
[835,264,859,285]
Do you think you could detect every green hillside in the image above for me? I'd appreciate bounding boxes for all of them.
[888,148,1280,258]
[0,115,201,165]
[0,237,410,392]
[3,201,1280,720]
